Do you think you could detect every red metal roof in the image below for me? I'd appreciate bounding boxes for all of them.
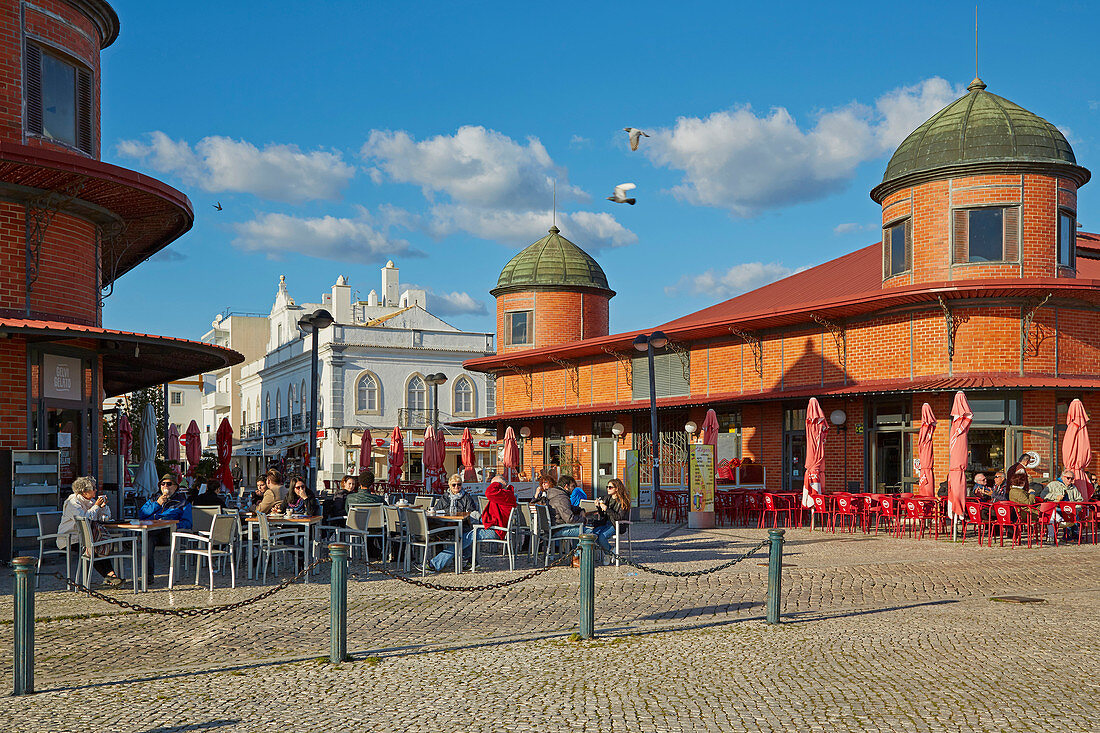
[0,143,194,285]
[0,319,242,397]
[452,373,1100,427]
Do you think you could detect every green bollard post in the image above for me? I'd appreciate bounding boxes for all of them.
[766,529,784,624]
[578,533,596,639]
[328,543,348,663]
[13,556,35,695]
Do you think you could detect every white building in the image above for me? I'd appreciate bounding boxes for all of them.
[198,312,269,452]
[236,262,496,488]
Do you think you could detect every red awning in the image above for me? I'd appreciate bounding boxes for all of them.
[0,318,242,397]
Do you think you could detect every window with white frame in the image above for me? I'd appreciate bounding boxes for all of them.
[1059,210,1076,269]
[407,375,426,413]
[299,380,307,415]
[453,376,474,415]
[276,389,282,417]
[357,372,379,412]
[170,390,183,405]
[952,205,1021,263]
[485,374,496,415]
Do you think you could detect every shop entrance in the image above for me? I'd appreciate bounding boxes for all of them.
[592,420,618,498]
[782,405,806,493]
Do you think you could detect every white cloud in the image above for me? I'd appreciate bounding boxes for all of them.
[645,77,964,215]
[569,135,591,148]
[1088,100,1099,111]
[427,205,637,251]
[117,132,355,204]
[149,248,186,262]
[665,262,803,299]
[231,210,417,263]
[833,222,874,236]
[361,125,585,210]
[428,290,488,316]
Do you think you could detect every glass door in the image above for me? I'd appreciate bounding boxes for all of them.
[783,432,806,493]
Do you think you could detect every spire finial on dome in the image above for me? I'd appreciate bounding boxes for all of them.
[967,77,987,92]
[548,225,560,234]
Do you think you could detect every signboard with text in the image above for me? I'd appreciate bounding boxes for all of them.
[689,444,716,513]
[43,354,82,401]
[625,449,646,508]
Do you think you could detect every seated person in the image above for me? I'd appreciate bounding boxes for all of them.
[324,474,360,524]
[249,477,266,510]
[1040,468,1083,541]
[587,478,631,564]
[429,475,514,572]
[989,471,1009,502]
[545,477,586,566]
[531,473,556,505]
[58,476,125,587]
[285,476,320,516]
[971,473,991,500]
[137,474,193,579]
[433,474,479,518]
[193,479,226,508]
[254,469,288,514]
[345,469,385,510]
[560,475,587,506]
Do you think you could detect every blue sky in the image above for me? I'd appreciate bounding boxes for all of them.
[101,0,1100,341]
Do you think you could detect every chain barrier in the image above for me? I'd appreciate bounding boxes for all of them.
[600,537,770,577]
[52,556,331,618]
[347,551,575,592]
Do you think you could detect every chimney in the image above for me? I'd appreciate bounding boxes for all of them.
[331,274,352,323]
[381,260,399,307]
[367,289,379,306]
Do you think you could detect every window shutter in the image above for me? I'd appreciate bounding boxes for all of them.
[904,220,913,271]
[952,209,968,263]
[76,68,92,153]
[1003,206,1020,262]
[653,353,673,397]
[631,355,649,401]
[25,43,42,135]
[882,228,891,278]
[669,352,690,396]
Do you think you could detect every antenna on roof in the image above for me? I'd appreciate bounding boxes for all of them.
[974,4,979,80]
[552,179,557,228]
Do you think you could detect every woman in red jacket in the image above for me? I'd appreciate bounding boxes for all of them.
[429,475,517,572]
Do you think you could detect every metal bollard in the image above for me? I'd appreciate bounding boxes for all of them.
[13,556,35,695]
[578,534,596,639]
[766,529,784,624]
[328,543,349,663]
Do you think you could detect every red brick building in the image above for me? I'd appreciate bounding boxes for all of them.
[0,1,240,487]
[460,78,1099,504]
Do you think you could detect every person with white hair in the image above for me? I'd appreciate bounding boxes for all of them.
[57,476,124,587]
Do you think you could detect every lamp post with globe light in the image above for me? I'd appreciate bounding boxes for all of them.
[633,331,668,503]
[298,308,334,492]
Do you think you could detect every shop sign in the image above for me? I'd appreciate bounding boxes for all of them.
[689,444,716,513]
[370,438,497,449]
[43,355,82,401]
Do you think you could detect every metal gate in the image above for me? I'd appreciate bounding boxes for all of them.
[634,412,689,486]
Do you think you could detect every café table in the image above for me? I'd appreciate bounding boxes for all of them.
[244,514,322,582]
[103,519,178,592]
[427,511,467,574]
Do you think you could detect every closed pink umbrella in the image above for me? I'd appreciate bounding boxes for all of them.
[947,391,973,524]
[1062,399,1092,501]
[700,409,719,446]
[916,403,937,498]
[216,418,234,492]
[388,425,404,488]
[165,423,180,462]
[118,413,132,482]
[802,398,828,510]
[358,428,373,474]
[185,420,202,477]
[460,428,477,482]
[423,425,442,493]
[501,427,520,482]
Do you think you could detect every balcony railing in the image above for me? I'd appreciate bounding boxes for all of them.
[292,413,303,431]
[397,408,460,429]
[254,413,313,437]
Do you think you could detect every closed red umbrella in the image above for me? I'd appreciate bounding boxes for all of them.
[358,429,373,475]
[423,425,442,493]
[700,409,719,446]
[388,425,404,488]
[435,429,448,491]
[802,398,828,510]
[118,412,132,471]
[947,391,973,523]
[216,418,234,492]
[501,427,520,482]
[917,403,937,498]
[185,420,202,477]
[460,428,477,482]
[1062,399,1092,500]
[165,423,180,462]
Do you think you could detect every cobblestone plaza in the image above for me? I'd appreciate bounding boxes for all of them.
[2,525,1097,732]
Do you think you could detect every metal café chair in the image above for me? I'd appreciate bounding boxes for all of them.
[382,505,408,568]
[404,508,458,576]
[36,511,73,589]
[255,513,305,583]
[471,507,519,571]
[337,506,385,560]
[74,516,138,594]
[413,495,434,509]
[168,514,238,590]
[532,503,583,567]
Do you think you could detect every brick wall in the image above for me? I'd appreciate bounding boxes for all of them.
[495,289,610,354]
[0,336,27,450]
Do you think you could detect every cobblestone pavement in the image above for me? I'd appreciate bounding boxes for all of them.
[1,523,1098,731]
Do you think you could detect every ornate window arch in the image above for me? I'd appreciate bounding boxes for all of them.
[453,376,475,416]
[406,374,426,413]
[299,380,307,415]
[275,388,282,418]
[356,371,381,414]
[265,394,271,420]
[288,383,295,417]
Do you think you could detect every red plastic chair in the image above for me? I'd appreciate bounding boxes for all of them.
[860,495,882,533]
[760,493,796,528]
[902,499,937,540]
[962,502,990,545]
[1058,502,1087,545]
[989,501,1025,547]
[811,493,835,532]
[877,496,901,536]
[833,495,861,533]
[742,492,763,527]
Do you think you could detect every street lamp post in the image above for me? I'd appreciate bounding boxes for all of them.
[633,331,668,508]
[299,308,334,493]
[424,373,448,430]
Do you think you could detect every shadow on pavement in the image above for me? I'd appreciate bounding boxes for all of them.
[141,721,242,733]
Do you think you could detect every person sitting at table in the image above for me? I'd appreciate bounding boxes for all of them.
[971,473,991,500]
[429,475,515,573]
[57,476,125,587]
[345,469,386,511]
[531,472,556,506]
[255,468,288,514]
[545,476,586,567]
[285,476,320,516]
[1040,468,1083,542]
[990,471,1009,502]
[433,474,479,518]
[587,478,631,564]
[324,474,360,525]
[249,477,266,510]
[560,475,587,506]
[193,479,226,508]
[137,474,193,580]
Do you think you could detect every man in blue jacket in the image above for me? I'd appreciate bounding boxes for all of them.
[138,474,193,580]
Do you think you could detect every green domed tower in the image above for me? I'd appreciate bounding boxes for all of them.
[871,79,1090,287]
[492,226,614,354]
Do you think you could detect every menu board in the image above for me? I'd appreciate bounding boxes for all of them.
[689,444,716,513]
[43,355,82,401]
[624,450,648,508]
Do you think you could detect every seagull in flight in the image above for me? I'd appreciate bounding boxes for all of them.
[624,128,649,151]
[607,183,636,205]
[213,202,223,211]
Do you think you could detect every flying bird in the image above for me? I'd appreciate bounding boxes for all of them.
[624,128,649,151]
[213,202,223,211]
[607,183,636,205]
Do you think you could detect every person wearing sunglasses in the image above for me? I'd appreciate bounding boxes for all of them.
[137,474,193,580]
[432,474,479,519]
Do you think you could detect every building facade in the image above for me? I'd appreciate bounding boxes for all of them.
[236,263,496,486]
[461,78,1098,504]
[199,312,268,450]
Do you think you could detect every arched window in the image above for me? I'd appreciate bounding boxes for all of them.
[357,372,379,412]
[299,380,307,415]
[406,375,426,413]
[288,384,295,417]
[453,376,474,415]
[265,394,271,420]
[276,388,282,418]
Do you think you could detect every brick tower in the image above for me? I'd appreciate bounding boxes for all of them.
[491,225,614,355]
